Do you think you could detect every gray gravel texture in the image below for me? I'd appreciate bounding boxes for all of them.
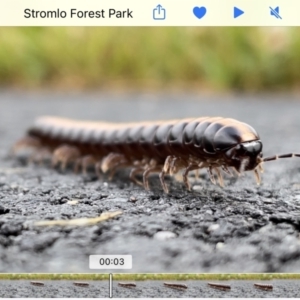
[113,280,300,298]
[1,91,300,273]
[0,280,107,298]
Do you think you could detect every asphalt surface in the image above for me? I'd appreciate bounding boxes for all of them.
[1,91,300,273]
[0,280,299,298]
[0,280,108,298]
[113,280,300,298]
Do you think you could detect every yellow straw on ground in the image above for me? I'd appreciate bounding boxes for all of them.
[34,211,122,227]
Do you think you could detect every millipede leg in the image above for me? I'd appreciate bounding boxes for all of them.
[74,158,82,174]
[101,153,128,180]
[207,167,216,185]
[52,145,81,172]
[215,167,224,187]
[61,159,68,171]
[170,157,182,175]
[95,161,102,178]
[101,153,127,173]
[108,161,128,180]
[79,155,97,176]
[108,168,117,181]
[258,163,264,173]
[221,165,233,177]
[171,157,189,176]
[12,136,42,158]
[159,169,169,193]
[130,167,144,186]
[101,153,115,173]
[232,168,241,177]
[143,167,161,190]
[254,168,261,185]
[28,154,36,165]
[28,148,51,166]
[51,156,58,168]
[182,164,199,191]
[163,156,173,173]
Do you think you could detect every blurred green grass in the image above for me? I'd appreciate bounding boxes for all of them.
[0,27,299,91]
[1,273,300,280]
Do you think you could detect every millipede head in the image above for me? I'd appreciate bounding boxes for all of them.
[224,140,263,172]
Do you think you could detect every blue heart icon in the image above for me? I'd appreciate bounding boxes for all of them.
[193,6,207,19]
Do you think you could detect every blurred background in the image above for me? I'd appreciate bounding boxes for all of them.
[0,27,299,93]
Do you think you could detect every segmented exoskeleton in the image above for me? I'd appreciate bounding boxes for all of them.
[13,116,300,193]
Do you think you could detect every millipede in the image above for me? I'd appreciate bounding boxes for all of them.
[118,282,137,288]
[30,281,45,287]
[73,282,90,287]
[163,282,188,290]
[12,116,300,193]
[207,282,231,291]
[253,283,273,291]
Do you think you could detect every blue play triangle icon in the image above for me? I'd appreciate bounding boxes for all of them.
[234,7,244,18]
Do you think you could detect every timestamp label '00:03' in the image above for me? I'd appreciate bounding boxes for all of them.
[89,255,132,269]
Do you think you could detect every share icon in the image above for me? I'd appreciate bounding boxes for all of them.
[270,6,282,19]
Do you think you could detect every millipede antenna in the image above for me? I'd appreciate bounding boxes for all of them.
[263,153,300,162]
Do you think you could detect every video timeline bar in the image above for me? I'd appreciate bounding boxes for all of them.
[0,0,299,26]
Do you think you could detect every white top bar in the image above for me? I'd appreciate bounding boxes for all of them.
[0,0,298,26]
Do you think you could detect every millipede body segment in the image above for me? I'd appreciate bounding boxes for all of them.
[13,116,300,193]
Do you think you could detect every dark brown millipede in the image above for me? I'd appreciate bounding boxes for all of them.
[30,281,45,286]
[12,116,300,193]
[118,282,137,288]
[207,282,231,290]
[163,282,188,290]
[254,283,273,291]
[73,282,90,287]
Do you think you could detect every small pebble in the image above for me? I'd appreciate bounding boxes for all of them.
[208,224,220,232]
[216,242,224,250]
[67,200,79,205]
[10,184,18,189]
[129,196,137,203]
[292,183,300,190]
[108,198,128,202]
[154,231,176,241]
[192,185,203,192]
[112,225,122,232]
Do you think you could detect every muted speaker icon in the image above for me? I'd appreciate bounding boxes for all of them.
[270,6,282,19]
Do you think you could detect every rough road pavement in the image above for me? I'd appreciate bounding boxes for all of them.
[0,280,107,298]
[113,280,300,298]
[1,91,300,273]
